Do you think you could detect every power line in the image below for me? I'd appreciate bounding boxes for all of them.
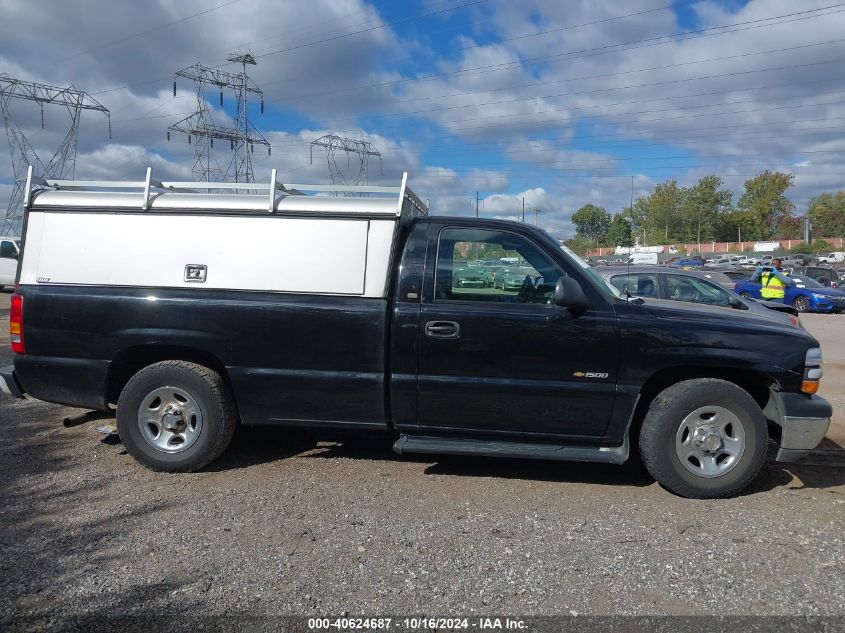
[316,55,845,138]
[246,0,491,62]
[230,0,495,62]
[89,0,492,97]
[56,0,245,63]
[256,3,845,108]
[311,38,845,128]
[252,3,675,90]
[111,72,845,150]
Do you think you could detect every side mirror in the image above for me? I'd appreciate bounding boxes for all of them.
[554,276,590,311]
[729,296,746,310]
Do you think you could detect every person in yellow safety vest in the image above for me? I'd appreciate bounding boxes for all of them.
[750,258,795,300]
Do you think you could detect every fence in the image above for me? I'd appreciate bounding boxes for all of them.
[587,237,845,258]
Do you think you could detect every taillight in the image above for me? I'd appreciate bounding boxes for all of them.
[10,294,24,354]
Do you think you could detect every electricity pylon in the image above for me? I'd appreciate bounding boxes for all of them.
[1,74,110,234]
[168,53,269,184]
[310,134,381,188]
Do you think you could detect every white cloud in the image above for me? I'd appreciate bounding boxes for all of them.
[3,0,845,237]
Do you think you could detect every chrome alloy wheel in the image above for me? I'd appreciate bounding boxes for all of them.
[674,406,745,478]
[138,386,204,453]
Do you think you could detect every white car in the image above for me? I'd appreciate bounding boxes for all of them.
[0,236,21,288]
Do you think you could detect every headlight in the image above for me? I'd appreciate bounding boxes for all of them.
[811,293,827,300]
[802,347,823,394]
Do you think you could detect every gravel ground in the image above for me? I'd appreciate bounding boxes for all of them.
[0,291,843,625]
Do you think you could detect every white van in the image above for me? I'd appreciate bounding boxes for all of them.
[0,236,21,288]
[820,252,845,264]
[626,252,659,265]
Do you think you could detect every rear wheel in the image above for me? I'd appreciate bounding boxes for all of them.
[792,295,810,312]
[117,361,237,472]
[638,379,767,498]
[739,292,752,299]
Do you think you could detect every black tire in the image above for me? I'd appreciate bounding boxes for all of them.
[638,378,768,498]
[739,292,752,299]
[117,361,237,472]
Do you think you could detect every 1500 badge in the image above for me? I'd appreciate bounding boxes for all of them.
[573,371,609,378]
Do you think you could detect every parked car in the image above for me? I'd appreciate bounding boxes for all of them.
[671,258,704,269]
[781,253,817,267]
[735,274,845,313]
[596,266,799,323]
[790,265,841,288]
[626,252,658,265]
[1,169,831,499]
[480,264,507,287]
[453,267,487,288]
[0,236,21,289]
[496,266,536,290]
[819,251,845,264]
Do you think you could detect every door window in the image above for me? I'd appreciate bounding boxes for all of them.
[435,228,563,303]
[609,273,658,298]
[665,274,732,307]
[0,240,17,259]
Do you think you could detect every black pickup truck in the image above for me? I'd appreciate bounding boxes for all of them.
[0,170,833,498]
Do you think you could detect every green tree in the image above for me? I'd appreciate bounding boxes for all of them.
[807,192,845,237]
[605,214,633,247]
[737,171,795,240]
[650,180,685,242]
[713,209,754,242]
[790,240,833,254]
[683,175,733,243]
[563,236,594,257]
[571,204,611,245]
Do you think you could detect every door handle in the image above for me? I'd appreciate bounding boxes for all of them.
[425,320,460,339]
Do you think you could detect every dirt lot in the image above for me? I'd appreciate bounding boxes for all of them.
[0,290,843,625]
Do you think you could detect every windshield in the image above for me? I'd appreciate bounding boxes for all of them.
[559,243,625,299]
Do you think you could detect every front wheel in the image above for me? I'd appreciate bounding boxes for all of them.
[792,295,810,312]
[739,291,752,299]
[638,379,767,498]
[117,361,238,472]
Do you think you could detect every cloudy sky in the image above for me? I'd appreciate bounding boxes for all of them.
[2,0,845,237]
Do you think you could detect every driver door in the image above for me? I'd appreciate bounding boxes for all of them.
[416,226,618,440]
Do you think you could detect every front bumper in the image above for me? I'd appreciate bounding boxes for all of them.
[0,365,25,399]
[764,390,832,462]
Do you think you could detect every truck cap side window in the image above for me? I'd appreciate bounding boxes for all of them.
[435,228,563,304]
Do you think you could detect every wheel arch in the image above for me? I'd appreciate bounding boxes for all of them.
[106,345,231,405]
[629,366,773,439]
